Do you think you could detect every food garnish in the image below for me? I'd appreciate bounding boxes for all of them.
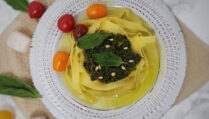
[93,52,125,67]
[77,32,112,49]
[87,4,107,19]
[0,75,41,98]
[53,51,69,72]
[73,24,88,40]
[0,110,14,119]
[4,0,29,12]
[4,0,46,19]
[58,14,75,33]
[83,33,141,83]
[28,1,46,18]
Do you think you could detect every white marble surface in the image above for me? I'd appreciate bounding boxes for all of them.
[163,0,209,45]
[0,0,209,119]
[162,0,209,118]
[163,84,209,119]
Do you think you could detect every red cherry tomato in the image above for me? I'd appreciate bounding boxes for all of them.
[53,51,69,72]
[58,14,75,33]
[28,1,46,18]
[73,24,88,40]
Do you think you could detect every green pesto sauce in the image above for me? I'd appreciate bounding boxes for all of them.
[83,33,141,83]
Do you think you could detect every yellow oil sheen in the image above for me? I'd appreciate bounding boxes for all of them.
[59,8,160,109]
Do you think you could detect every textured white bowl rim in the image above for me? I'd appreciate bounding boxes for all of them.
[30,0,186,119]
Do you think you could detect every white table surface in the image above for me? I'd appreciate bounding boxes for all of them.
[0,0,208,119]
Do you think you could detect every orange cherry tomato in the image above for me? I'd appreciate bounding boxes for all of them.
[0,110,14,119]
[87,4,107,19]
[53,51,69,72]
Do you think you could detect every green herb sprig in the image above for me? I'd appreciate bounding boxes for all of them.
[77,32,112,49]
[0,75,41,98]
[4,0,29,12]
[93,52,125,67]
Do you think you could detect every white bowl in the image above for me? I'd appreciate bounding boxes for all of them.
[30,0,186,119]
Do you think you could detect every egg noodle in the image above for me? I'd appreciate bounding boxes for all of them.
[59,8,160,109]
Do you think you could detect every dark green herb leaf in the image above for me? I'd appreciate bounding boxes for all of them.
[0,75,41,98]
[77,32,112,49]
[93,52,125,67]
[4,0,29,12]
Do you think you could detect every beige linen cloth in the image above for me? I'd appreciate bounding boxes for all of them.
[0,0,209,118]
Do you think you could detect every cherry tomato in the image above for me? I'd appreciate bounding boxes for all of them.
[57,14,75,33]
[28,1,46,18]
[73,24,88,40]
[0,110,14,119]
[53,51,69,72]
[87,4,107,19]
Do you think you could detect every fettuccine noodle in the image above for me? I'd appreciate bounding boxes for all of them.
[59,8,160,109]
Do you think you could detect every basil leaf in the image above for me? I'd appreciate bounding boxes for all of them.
[93,52,125,67]
[4,0,29,12]
[0,75,41,98]
[77,32,112,49]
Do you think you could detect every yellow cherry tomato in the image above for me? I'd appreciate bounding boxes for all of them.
[87,4,107,19]
[53,51,69,72]
[0,110,14,119]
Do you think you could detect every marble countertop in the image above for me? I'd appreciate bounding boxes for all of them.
[163,0,209,119]
[0,0,208,119]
